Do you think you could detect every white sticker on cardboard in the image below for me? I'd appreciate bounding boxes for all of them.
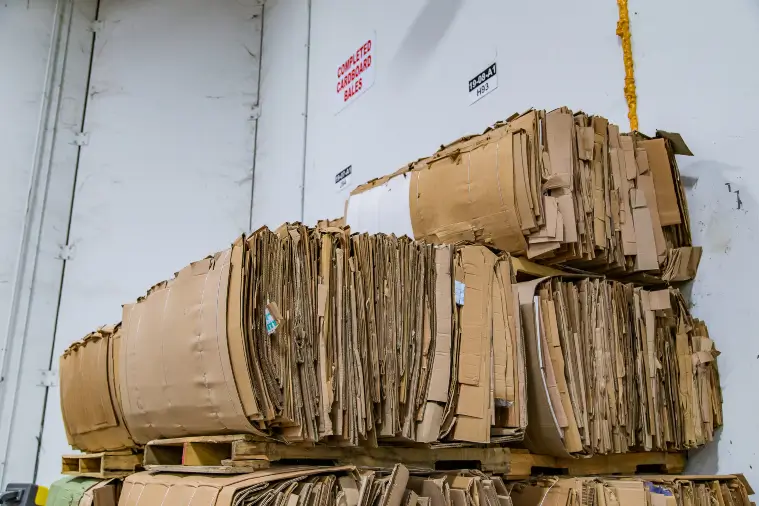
[335,37,375,113]
[468,62,497,105]
[335,165,353,192]
[455,281,465,306]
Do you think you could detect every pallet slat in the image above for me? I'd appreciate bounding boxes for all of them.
[62,451,142,478]
[143,435,686,478]
[507,449,686,478]
[144,436,512,474]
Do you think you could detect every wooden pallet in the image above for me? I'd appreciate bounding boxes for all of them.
[143,435,512,475]
[507,449,687,479]
[62,450,143,478]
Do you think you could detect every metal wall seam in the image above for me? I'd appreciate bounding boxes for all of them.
[249,4,266,232]
[299,0,313,221]
[0,0,97,485]
[0,0,69,483]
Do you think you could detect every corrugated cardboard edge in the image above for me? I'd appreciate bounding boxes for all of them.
[61,325,137,452]
[227,236,260,420]
[120,250,259,443]
[121,466,355,506]
[81,479,119,506]
[511,257,569,279]
[517,275,595,458]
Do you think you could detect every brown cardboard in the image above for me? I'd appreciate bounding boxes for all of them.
[409,125,527,254]
[656,130,694,156]
[452,246,496,443]
[516,276,721,456]
[346,107,697,280]
[60,324,135,452]
[120,250,260,443]
[119,467,354,506]
[227,237,260,419]
[88,482,119,506]
[517,277,571,457]
[492,257,525,432]
[427,246,453,402]
[510,476,751,506]
[379,465,410,506]
[640,139,682,227]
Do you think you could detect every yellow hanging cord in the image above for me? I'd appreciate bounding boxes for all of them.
[616,0,638,131]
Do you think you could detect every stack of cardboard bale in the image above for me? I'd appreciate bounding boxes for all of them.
[346,108,699,282]
[105,464,755,506]
[53,106,742,506]
[345,106,719,458]
[60,227,528,450]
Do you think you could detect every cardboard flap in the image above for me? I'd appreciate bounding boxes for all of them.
[410,125,527,254]
[517,278,573,457]
[656,131,694,156]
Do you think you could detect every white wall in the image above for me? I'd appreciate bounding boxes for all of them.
[251,0,309,229]
[0,0,263,488]
[33,0,263,487]
[632,0,759,485]
[0,0,78,486]
[0,0,57,414]
[301,0,628,222]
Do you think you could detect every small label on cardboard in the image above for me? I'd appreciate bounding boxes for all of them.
[335,165,353,192]
[455,281,465,306]
[265,308,279,334]
[468,62,497,105]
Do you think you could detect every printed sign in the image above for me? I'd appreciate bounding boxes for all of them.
[468,62,497,104]
[335,165,353,192]
[335,38,375,113]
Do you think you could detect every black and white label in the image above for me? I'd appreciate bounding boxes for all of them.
[335,165,353,192]
[468,62,497,104]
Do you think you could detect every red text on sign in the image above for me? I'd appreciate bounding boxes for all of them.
[337,40,372,77]
[336,40,372,102]
[343,78,363,102]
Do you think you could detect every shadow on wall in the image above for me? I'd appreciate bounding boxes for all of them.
[682,159,759,476]
[387,0,464,88]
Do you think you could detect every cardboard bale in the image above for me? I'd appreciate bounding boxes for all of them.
[517,277,722,456]
[510,476,752,506]
[119,466,516,506]
[120,245,266,444]
[239,226,526,445]
[345,108,698,281]
[60,325,136,452]
[107,222,526,446]
[118,467,354,506]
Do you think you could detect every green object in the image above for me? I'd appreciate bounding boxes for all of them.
[45,478,100,506]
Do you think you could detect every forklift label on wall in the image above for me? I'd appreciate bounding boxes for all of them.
[335,165,353,192]
[468,62,497,104]
[335,38,375,113]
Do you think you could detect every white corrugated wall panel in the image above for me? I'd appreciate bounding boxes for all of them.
[251,0,309,229]
[301,0,628,222]
[35,0,262,487]
[632,0,759,485]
